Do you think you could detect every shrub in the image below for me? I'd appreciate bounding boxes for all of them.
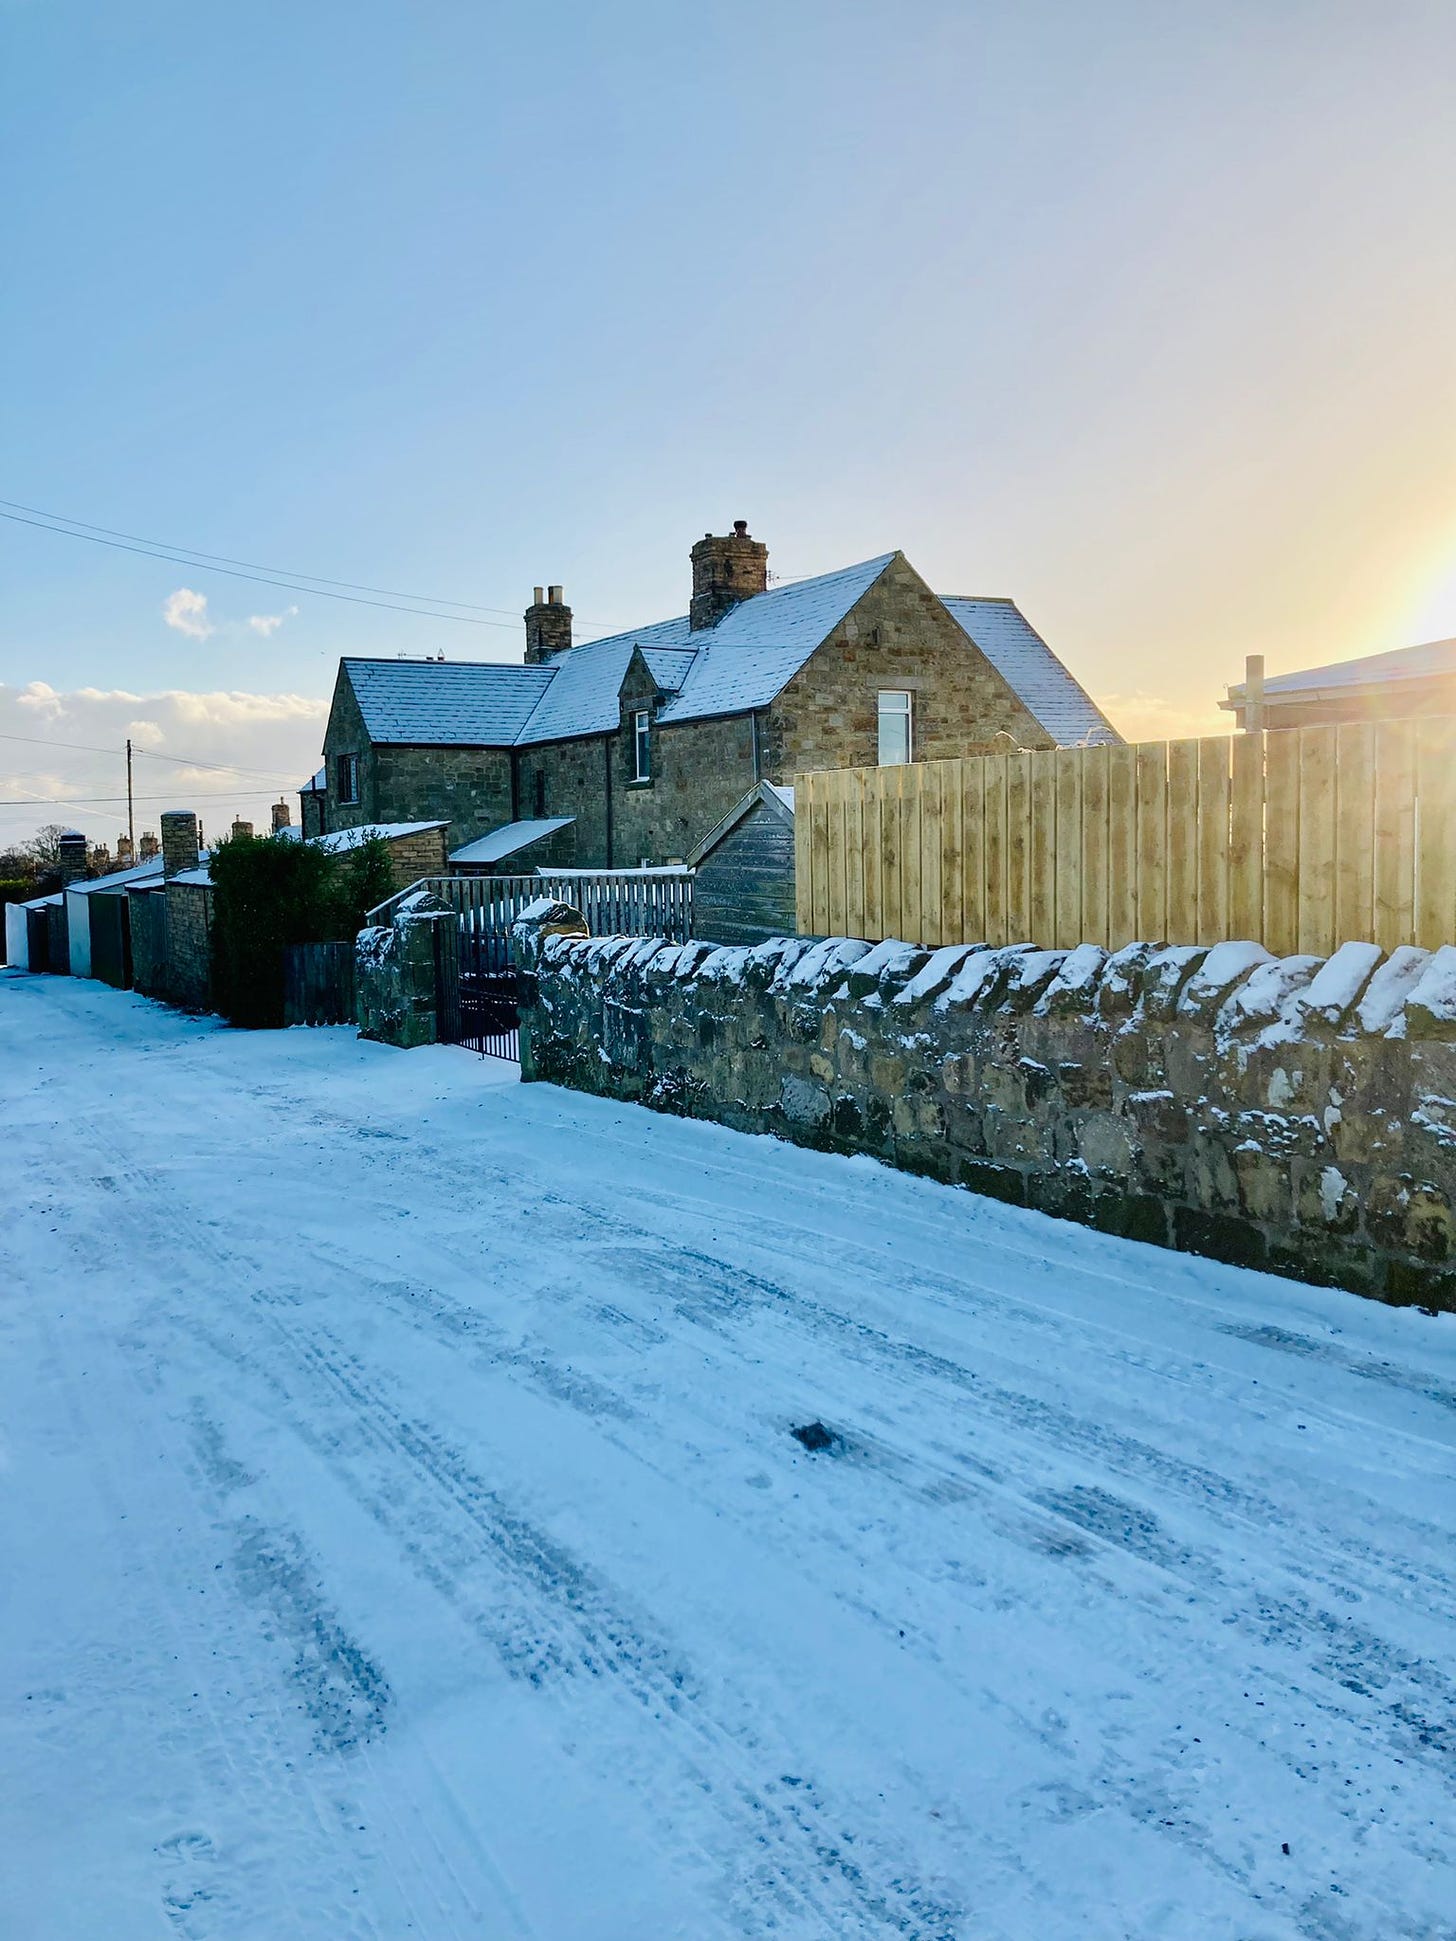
[210,831,395,1028]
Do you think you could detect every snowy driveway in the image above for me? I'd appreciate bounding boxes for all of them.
[2,974,1454,1940]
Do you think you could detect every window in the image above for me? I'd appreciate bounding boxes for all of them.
[533,768,547,818]
[338,753,360,804]
[878,690,912,766]
[632,709,651,782]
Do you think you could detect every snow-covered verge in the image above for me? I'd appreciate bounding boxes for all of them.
[520,928,1456,1310]
[5,971,1453,1939]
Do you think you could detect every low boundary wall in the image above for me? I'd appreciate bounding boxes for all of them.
[514,914,1456,1311]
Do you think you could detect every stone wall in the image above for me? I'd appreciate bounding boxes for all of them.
[515,916,1456,1311]
[381,824,449,889]
[164,882,213,1009]
[355,892,456,1048]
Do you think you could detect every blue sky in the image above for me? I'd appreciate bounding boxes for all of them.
[3,0,1455,840]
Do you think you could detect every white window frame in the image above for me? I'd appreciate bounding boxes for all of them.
[339,753,360,804]
[632,709,651,782]
[878,690,913,766]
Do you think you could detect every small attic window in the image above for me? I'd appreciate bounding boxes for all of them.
[338,753,360,804]
[632,709,652,783]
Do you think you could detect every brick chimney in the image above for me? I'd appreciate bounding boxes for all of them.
[271,798,291,832]
[525,585,572,664]
[690,520,768,631]
[160,809,200,879]
[56,830,88,886]
[231,818,254,842]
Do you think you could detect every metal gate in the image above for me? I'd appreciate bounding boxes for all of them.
[439,920,520,1060]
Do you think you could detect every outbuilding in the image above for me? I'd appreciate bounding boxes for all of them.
[65,858,166,983]
[686,782,796,946]
[449,817,576,877]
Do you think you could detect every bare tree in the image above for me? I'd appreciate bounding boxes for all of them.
[25,824,73,870]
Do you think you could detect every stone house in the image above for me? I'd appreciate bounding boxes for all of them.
[1222,636,1456,731]
[310,525,1118,868]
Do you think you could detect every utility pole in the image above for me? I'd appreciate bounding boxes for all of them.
[126,737,135,850]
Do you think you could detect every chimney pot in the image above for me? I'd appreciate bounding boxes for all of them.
[733,519,748,536]
[525,584,573,663]
[533,586,544,606]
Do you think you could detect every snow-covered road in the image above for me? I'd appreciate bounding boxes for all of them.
[2,973,1454,1940]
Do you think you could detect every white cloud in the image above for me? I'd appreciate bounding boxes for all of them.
[163,588,214,640]
[0,681,328,846]
[247,605,299,638]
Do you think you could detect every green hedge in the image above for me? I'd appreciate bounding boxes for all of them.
[210,832,394,1028]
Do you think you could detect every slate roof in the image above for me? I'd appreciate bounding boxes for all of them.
[334,554,1114,753]
[312,821,446,853]
[941,598,1119,747]
[450,817,575,864]
[343,658,555,746]
[67,858,166,896]
[1225,635,1456,703]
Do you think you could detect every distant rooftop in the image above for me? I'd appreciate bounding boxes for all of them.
[1225,635,1456,705]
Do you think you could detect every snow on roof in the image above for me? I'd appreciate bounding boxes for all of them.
[768,783,795,810]
[655,555,897,727]
[171,865,212,887]
[311,821,447,853]
[67,858,166,896]
[1230,635,1456,702]
[449,817,575,864]
[343,659,555,746]
[302,766,325,791]
[336,556,1111,752]
[941,598,1120,747]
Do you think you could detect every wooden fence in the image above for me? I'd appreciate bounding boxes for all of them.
[283,941,357,1026]
[365,868,695,948]
[795,722,1456,954]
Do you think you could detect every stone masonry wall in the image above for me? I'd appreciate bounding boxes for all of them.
[165,881,213,1010]
[765,552,1056,776]
[515,918,1456,1312]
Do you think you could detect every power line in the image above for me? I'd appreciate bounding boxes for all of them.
[0,507,519,629]
[0,496,525,617]
[0,727,302,784]
[0,785,286,807]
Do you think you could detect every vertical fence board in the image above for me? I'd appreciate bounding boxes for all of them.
[1080,743,1110,948]
[811,772,830,931]
[961,757,986,944]
[1196,737,1231,943]
[1106,744,1138,948]
[1296,727,1337,955]
[919,761,944,946]
[1334,723,1376,945]
[880,769,903,941]
[900,766,922,942]
[844,769,865,941]
[1028,756,1057,945]
[1229,732,1265,941]
[941,759,965,947]
[983,755,1008,946]
[1165,739,1200,943]
[1416,718,1456,949]
[862,772,882,940]
[1373,721,1416,951]
[1053,747,1083,947]
[1135,742,1168,941]
[1264,730,1301,955]
[1006,755,1033,941]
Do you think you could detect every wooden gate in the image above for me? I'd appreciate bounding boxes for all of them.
[282,942,357,1026]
